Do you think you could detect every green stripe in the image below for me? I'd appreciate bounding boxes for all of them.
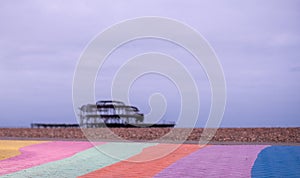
[1,142,157,178]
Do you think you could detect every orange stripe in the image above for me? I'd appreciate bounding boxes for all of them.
[80,144,205,178]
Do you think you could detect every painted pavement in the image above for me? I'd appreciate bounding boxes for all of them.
[0,140,299,177]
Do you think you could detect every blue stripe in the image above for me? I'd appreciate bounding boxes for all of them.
[251,146,300,178]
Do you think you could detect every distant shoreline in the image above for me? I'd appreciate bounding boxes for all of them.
[0,127,299,144]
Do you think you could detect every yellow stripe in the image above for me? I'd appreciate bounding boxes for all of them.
[0,140,47,161]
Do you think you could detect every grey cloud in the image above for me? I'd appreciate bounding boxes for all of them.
[290,66,300,72]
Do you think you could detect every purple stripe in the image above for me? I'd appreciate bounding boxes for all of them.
[155,145,268,177]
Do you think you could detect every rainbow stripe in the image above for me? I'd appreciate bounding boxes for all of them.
[0,140,299,177]
[0,140,47,161]
[155,145,267,177]
[80,144,204,178]
[252,146,300,177]
[0,141,103,176]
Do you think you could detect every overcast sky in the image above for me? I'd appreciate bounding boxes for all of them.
[0,0,299,127]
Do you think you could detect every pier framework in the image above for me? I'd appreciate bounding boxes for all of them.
[78,100,144,128]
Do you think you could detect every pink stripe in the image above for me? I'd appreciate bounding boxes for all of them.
[0,141,105,175]
[155,145,268,177]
